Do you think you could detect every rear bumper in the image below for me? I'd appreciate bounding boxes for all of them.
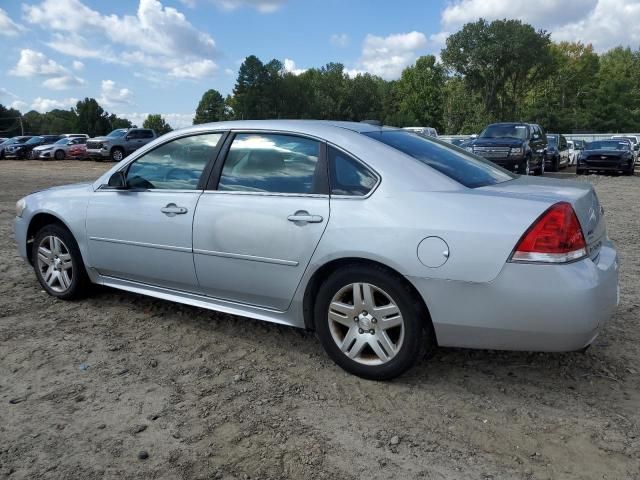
[409,241,619,352]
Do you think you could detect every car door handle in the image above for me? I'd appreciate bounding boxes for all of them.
[287,211,323,223]
[161,203,188,216]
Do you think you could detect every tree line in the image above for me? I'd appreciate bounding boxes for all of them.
[195,18,640,134]
[2,18,639,138]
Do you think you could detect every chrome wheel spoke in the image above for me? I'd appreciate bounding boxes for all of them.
[51,236,62,255]
[37,247,53,266]
[340,327,359,353]
[44,267,55,286]
[346,337,367,359]
[329,310,354,328]
[330,300,356,316]
[59,270,71,290]
[369,337,391,363]
[375,331,396,360]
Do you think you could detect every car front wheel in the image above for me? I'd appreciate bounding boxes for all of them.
[314,265,433,380]
[111,148,124,162]
[32,224,89,300]
[54,149,65,160]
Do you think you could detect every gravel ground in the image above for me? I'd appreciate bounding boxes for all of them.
[1,160,639,480]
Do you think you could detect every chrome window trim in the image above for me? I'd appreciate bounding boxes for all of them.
[200,190,328,199]
[96,187,204,194]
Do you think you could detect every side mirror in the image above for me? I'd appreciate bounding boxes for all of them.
[125,135,131,140]
[634,145,639,151]
[107,171,127,189]
[532,134,540,140]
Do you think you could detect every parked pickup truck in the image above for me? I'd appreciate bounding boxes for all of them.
[86,128,156,162]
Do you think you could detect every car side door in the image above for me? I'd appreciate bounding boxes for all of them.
[86,132,225,291]
[192,131,330,311]
[559,135,569,166]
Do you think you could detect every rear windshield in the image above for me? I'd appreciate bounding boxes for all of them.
[364,130,515,188]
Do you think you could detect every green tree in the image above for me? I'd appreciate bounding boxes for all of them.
[0,104,23,136]
[193,89,226,124]
[143,114,173,135]
[74,98,111,137]
[232,55,267,119]
[394,55,446,130]
[442,18,552,121]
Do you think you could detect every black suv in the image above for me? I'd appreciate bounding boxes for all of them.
[470,122,547,175]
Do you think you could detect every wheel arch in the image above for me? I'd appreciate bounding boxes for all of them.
[302,256,435,341]
[26,212,73,265]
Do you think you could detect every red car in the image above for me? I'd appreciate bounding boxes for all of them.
[67,143,87,160]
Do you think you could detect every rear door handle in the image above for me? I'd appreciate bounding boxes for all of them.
[161,203,188,216]
[287,210,323,224]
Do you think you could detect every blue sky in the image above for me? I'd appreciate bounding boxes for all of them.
[1,0,638,128]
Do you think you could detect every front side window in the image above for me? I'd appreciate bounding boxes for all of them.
[219,133,321,194]
[141,130,154,139]
[364,130,515,188]
[329,146,377,196]
[126,133,223,190]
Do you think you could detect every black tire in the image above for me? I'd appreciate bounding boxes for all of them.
[550,156,559,172]
[314,264,435,380]
[54,149,65,160]
[32,224,90,300]
[111,147,124,162]
[520,156,531,175]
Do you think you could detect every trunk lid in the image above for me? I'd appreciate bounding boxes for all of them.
[478,176,605,261]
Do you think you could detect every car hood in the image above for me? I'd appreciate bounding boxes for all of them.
[89,136,110,142]
[33,144,54,151]
[473,138,525,148]
[583,149,627,157]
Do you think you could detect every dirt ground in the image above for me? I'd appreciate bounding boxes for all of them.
[1,160,639,480]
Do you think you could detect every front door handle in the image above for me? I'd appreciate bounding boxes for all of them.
[287,210,323,224]
[161,203,188,216]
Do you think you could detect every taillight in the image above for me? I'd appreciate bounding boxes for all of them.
[510,202,587,263]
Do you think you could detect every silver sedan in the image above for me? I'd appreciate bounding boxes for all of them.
[14,120,619,379]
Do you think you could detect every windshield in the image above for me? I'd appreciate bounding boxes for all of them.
[547,135,558,146]
[479,124,529,140]
[54,138,69,145]
[25,136,43,145]
[107,129,127,138]
[612,136,637,145]
[363,130,515,188]
[587,140,630,150]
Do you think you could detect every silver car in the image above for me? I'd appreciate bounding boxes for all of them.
[14,120,619,379]
[32,137,87,160]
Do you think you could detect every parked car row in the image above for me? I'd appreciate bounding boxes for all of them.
[0,128,157,162]
[435,124,637,176]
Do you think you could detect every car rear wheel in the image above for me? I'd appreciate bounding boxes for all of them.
[54,149,65,160]
[111,148,124,162]
[32,224,89,300]
[314,265,433,380]
[521,156,531,176]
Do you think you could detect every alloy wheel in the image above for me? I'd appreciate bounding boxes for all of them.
[36,235,73,293]
[524,158,531,175]
[327,282,405,366]
[112,149,123,161]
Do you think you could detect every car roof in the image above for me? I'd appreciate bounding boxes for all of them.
[173,119,394,136]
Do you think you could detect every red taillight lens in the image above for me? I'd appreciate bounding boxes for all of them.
[511,202,587,263]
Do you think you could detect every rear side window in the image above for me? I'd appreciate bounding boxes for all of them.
[141,130,154,139]
[364,130,514,188]
[329,146,377,196]
[219,133,322,194]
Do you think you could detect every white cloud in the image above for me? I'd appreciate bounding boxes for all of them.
[31,97,78,112]
[11,100,28,111]
[72,60,84,70]
[169,59,217,79]
[224,68,235,76]
[10,49,67,77]
[330,33,349,47]
[349,31,428,80]
[437,0,638,52]
[42,76,85,90]
[0,7,24,36]
[23,0,218,79]
[117,112,195,129]
[213,0,286,13]
[9,49,86,91]
[283,58,306,75]
[553,0,640,51]
[98,80,133,107]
